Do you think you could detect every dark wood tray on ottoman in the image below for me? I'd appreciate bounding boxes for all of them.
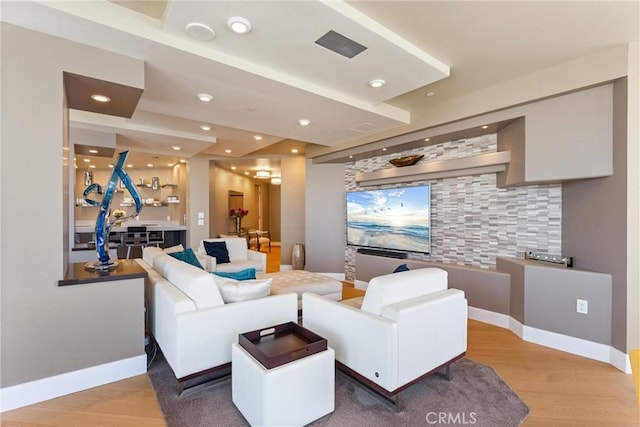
[238,322,327,369]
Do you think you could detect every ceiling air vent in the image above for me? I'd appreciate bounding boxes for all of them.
[350,122,380,134]
[315,30,367,59]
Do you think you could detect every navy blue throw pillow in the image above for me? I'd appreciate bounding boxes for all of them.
[203,241,231,264]
[393,264,410,273]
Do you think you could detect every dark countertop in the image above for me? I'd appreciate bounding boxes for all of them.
[59,259,147,286]
[72,243,120,251]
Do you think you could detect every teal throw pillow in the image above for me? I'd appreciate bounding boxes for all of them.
[168,248,204,270]
[212,268,257,281]
[203,241,231,264]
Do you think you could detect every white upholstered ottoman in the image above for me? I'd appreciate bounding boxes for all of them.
[232,343,335,426]
[258,270,343,307]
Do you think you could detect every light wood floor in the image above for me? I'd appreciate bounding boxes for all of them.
[3,248,638,426]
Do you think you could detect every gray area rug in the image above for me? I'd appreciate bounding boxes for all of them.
[148,345,529,427]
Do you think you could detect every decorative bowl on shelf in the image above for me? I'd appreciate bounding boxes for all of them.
[389,154,424,167]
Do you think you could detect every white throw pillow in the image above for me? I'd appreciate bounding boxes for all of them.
[163,244,184,254]
[142,246,164,266]
[215,277,272,303]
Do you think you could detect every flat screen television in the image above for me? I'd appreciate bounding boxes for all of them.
[346,185,431,254]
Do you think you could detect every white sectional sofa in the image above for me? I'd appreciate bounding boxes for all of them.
[136,246,297,386]
[196,237,266,273]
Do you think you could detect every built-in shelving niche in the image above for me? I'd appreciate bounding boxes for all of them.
[355,151,511,186]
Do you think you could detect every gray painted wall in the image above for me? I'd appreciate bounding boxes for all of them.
[525,265,612,345]
[1,23,145,387]
[496,257,526,323]
[562,79,628,352]
[523,84,613,183]
[305,160,346,274]
[356,253,511,314]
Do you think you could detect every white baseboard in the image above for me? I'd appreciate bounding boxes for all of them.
[610,347,633,373]
[316,272,345,281]
[467,306,510,328]
[0,354,146,412]
[469,306,631,373]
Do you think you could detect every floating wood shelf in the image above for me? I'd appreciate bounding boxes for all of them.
[355,151,511,186]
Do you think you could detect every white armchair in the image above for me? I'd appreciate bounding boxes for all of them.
[197,237,266,273]
[302,268,467,410]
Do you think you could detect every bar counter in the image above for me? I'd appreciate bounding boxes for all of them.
[74,223,187,233]
[59,259,148,286]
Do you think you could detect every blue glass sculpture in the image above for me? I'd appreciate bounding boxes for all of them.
[83,151,142,270]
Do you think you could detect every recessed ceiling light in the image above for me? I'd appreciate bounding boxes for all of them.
[88,149,98,154]
[83,159,90,163]
[298,119,310,126]
[227,16,251,34]
[127,164,133,168]
[89,165,96,169]
[382,148,387,151]
[200,125,211,131]
[426,91,435,97]
[255,170,271,179]
[147,163,154,168]
[368,79,386,88]
[91,94,110,103]
[172,146,181,151]
[424,138,430,142]
[231,166,237,170]
[244,171,249,175]
[197,93,213,102]
[481,125,489,129]
[108,164,114,168]
[349,155,354,159]
[253,135,263,141]
[180,159,187,164]
[224,149,232,154]
[291,148,299,154]
[185,22,215,41]
[270,177,282,185]
[167,163,174,167]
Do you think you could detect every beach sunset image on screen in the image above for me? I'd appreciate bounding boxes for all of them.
[346,185,430,254]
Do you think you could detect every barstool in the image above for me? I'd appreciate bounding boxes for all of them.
[109,231,127,259]
[125,226,147,259]
[147,230,164,248]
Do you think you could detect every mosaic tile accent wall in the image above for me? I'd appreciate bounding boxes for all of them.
[344,134,562,279]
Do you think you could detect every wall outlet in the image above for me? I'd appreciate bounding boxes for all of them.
[576,299,588,314]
